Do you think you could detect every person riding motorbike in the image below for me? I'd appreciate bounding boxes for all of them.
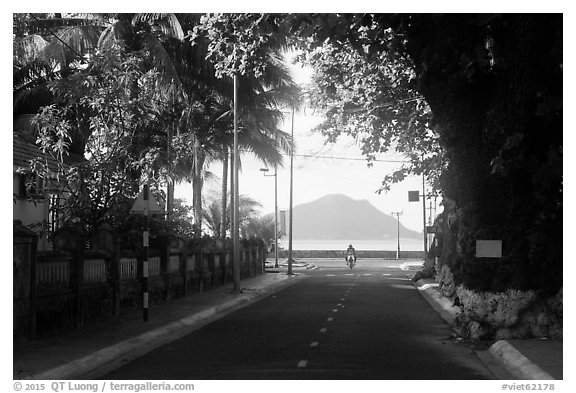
[345,244,357,266]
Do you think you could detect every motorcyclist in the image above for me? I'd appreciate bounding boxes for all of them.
[345,244,357,266]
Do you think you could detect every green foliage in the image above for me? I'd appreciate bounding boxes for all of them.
[15,14,562,294]
[291,16,446,192]
[31,46,175,233]
[289,14,562,293]
[243,214,276,250]
[191,14,288,78]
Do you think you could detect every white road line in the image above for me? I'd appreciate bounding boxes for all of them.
[332,309,339,313]
[363,273,372,276]
[326,274,336,277]
[320,327,327,333]
[382,273,391,276]
[327,317,334,322]
[387,277,412,281]
[310,342,319,347]
[297,360,308,368]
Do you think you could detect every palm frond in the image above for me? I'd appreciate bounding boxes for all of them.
[138,31,182,90]
[57,25,102,58]
[132,13,185,40]
[97,20,132,51]
[13,85,53,115]
[13,34,50,64]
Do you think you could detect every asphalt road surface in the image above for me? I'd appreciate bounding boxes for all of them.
[101,259,495,380]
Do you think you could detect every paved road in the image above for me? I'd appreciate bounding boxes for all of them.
[101,259,495,379]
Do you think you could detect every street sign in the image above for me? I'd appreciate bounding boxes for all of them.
[130,186,163,215]
[408,191,420,202]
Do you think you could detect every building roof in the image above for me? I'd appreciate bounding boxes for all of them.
[13,132,68,175]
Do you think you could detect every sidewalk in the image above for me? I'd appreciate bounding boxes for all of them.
[13,272,306,380]
[414,279,563,380]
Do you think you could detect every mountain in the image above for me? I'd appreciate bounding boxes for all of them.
[291,194,421,240]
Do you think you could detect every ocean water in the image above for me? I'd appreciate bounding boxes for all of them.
[287,238,424,251]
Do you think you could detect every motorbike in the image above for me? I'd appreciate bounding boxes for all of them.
[346,254,355,269]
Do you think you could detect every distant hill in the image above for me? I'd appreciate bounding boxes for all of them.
[291,194,421,240]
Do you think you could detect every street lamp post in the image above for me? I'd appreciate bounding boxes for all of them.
[287,107,295,276]
[232,74,240,293]
[391,211,402,259]
[260,168,278,268]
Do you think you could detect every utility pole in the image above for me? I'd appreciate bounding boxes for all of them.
[232,74,240,292]
[391,211,402,259]
[287,107,295,276]
[274,163,278,268]
[260,167,278,269]
[422,172,428,258]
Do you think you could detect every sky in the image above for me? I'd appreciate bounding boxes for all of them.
[175,59,437,234]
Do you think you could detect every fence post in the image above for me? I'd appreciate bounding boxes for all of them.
[13,221,38,340]
[182,240,189,296]
[111,238,121,316]
[53,226,86,328]
[159,234,169,302]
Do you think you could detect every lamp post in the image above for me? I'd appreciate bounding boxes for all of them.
[232,74,240,293]
[287,107,295,276]
[391,210,403,259]
[260,167,278,268]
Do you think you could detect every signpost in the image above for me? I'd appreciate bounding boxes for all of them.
[408,184,428,258]
[130,183,162,322]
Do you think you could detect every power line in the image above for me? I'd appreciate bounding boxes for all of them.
[238,148,410,163]
[291,153,409,163]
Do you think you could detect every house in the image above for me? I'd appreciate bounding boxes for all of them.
[13,130,79,251]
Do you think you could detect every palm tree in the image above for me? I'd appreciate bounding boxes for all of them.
[13,13,185,160]
[14,14,299,237]
[243,214,277,251]
[215,59,300,238]
[202,193,262,238]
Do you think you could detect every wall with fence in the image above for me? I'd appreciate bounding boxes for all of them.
[13,221,266,340]
[276,249,424,259]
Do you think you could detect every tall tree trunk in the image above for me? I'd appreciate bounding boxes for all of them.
[192,137,204,234]
[220,146,229,238]
[166,123,174,217]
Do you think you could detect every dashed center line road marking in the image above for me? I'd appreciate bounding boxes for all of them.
[382,273,391,276]
[297,360,308,368]
[327,317,334,322]
[310,342,319,347]
[320,327,327,333]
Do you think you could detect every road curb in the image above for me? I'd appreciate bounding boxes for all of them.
[488,340,555,380]
[413,279,555,380]
[25,274,307,380]
[414,279,458,326]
